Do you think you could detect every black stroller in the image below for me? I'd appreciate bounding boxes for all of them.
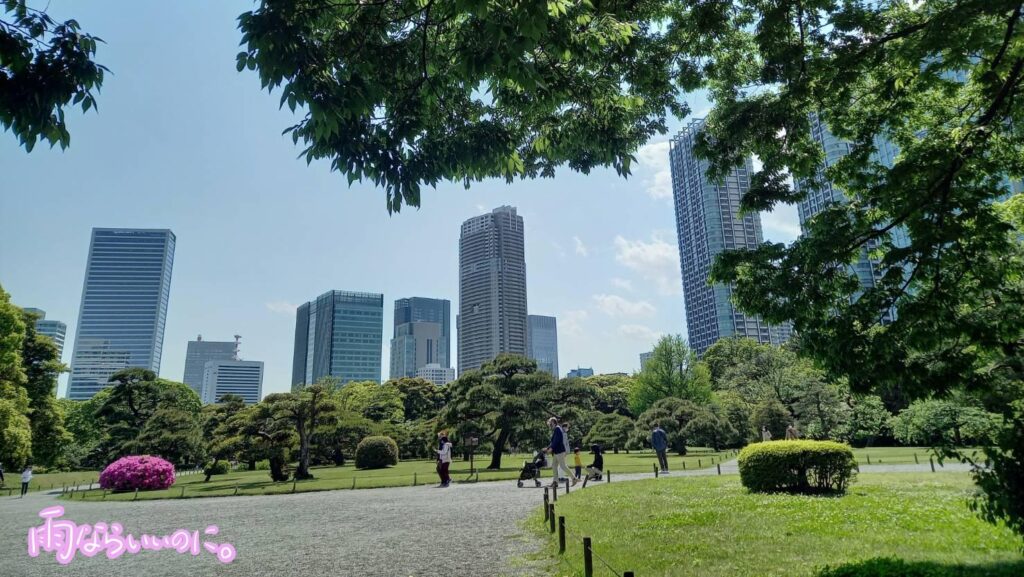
[517,451,547,488]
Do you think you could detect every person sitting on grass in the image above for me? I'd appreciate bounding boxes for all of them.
[585,445,604,481]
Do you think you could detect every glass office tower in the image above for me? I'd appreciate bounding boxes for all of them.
[292,290,384,389]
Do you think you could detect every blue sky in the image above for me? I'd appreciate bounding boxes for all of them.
[0,1,800,397]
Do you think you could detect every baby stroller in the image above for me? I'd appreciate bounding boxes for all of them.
[517,451,547,488]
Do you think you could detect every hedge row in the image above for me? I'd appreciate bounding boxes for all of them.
[738,440,856,493]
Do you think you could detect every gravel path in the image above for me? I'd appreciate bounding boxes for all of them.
[0,479,547,577]
[0,459,972,577]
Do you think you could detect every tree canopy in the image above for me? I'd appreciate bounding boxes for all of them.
[630,334,711,415]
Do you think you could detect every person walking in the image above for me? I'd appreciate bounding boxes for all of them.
[785,424,799,440]
[436,434,453,488]
[761,426,773,442]
[20,465,32,497]
[0,461,5,486]
[546,417,577,487]
[652,423,670,473]
[573,447,583,480]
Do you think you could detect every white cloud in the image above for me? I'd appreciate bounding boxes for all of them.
[573,236,589,257]
[613,233,681,296]
[593,294,656,318]
[551,241,568,258]
[611,277,633,292]
[561,309,589,337]
[618,324,662,343]
[760,203,802,244]
[265,301,299,314]
[635,140,673,200]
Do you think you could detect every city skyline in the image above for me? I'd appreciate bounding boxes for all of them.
[0,1,802,397]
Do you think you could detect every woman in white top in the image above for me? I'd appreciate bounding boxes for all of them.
[436,435,453,488]
[20,465,33,497]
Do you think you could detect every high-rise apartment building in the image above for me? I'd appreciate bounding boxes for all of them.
[292,290,383,389]
[389,297,450,379]
[23,308,67,359]
[527,315,558,377]
[457,206,528,374]
[183,335,240,395]
[670,119,789,355]
[416,363,456,386]
[639,351,653,371]
[201,360,263,405]
[68,228,175,400]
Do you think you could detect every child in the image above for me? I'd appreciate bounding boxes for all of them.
[585,445,604,481]
[20,465,32,497]
[573,447,583,480]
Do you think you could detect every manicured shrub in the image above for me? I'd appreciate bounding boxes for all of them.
[203,460,229,476]
[355,435,399,469]
[99,455,175,491]
[816,557,1022,577]
[738,440,856,494]
[254,459,270,470]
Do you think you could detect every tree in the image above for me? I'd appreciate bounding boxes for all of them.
[584,413,634,454]
[57,393,107,469]
[19,308,71,468]
[312,410,376,466]
[630,334,711,415]
[632,398,700,455]
[0,284,31,468]
[265,381,338,480]
[236,0,685,212]
[890,398,1002,447]
[94,369,204,465]
[229,403,295,482]
[683,409,738,452]
[1,0,107,151]
[751,400,792,442]
[841,395,891,447]
[336,380,404,423]
[792,380,850,441]
[393,377,446,422]
[201,394,247,480]
[440,354,596,469]
[584,374,635,417]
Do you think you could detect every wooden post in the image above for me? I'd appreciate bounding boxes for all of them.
[683,461,686,470]
[89,482,93,491]
[698,458,702,468]
[606,470,611,483]
[558,516,566,553]
[234,485,239,496]
[292,479,297,493]
[717,463,722,475]
[351,477,356,489]
[133,488,139,501]
[180,485,185,498]
[654,463,659,478]
[102,490,107,500]
[552,483,558,502]
[930,457,935,472]
[548,504,555,533]
[565,478,570,494]
[867,454,871,465]
[583,537,594,577]
[914,453,919,464]
[625,572,635,577]
[544,489,550,522]
[413,472,417,486]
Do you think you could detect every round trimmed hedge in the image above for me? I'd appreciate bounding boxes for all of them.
[99,455,176,491]
[204,460,229,476]
[355,435,399,470]
[738,440,856,494]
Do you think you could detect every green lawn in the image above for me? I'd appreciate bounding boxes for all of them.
[0,470,101,496]
[849,446,982,466]
[63,449,732,502]
[528,473,1022,577]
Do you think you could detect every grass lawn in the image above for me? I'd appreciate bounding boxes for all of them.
[63,448,731,502]
[528,473,1022,577]
[0,470,101,496]
[850,446,982,466]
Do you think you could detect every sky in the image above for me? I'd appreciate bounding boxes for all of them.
[0,1,801,397]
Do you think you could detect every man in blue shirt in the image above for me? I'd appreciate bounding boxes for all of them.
[547,417,577,487]
[652,424,670,473]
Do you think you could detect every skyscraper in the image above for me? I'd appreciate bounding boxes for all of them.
[416,363,456,386]
[292,290,384,389]
[183,335,239,395]
[67,228,175,400]
[527,315,558,377]
[389,297,451,379]
[566,367,594,379]
[458,206,529,374]
[670,119,788,355]
[639,351,653,371]
[201,360,264,405]
[23,308,67,359]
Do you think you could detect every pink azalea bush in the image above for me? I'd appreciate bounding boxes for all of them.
[99,455,176,491]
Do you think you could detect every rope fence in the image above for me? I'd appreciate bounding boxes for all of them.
[544,485,636,577]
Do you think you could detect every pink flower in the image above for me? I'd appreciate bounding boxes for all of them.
[99,456,176,491]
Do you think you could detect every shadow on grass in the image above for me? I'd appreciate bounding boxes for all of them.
[816,558,1024,577]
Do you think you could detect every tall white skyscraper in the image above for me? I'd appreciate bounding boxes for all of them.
[68,228,175,400]
[670,119,790,355]
[201,360,264,405]
[458,206,529,374]
[23,308,67,359]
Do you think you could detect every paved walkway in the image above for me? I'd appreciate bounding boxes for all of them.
[0,460,971,577]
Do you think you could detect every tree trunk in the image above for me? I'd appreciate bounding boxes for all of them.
[204,458,218,483]
[613,447,619,454]
[269,455,288,482]
[295,421,313,480]
[487,429,510,470]
[247,458,256,471]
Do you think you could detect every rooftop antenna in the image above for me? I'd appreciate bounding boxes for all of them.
[233,335,242,360]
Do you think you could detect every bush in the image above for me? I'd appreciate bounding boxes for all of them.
[816,558,1024,577]
[203,460,229,476]
[254,459,270,470]
[355,435,399,469]
[738,440,856,494]
[99,455,175,491]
